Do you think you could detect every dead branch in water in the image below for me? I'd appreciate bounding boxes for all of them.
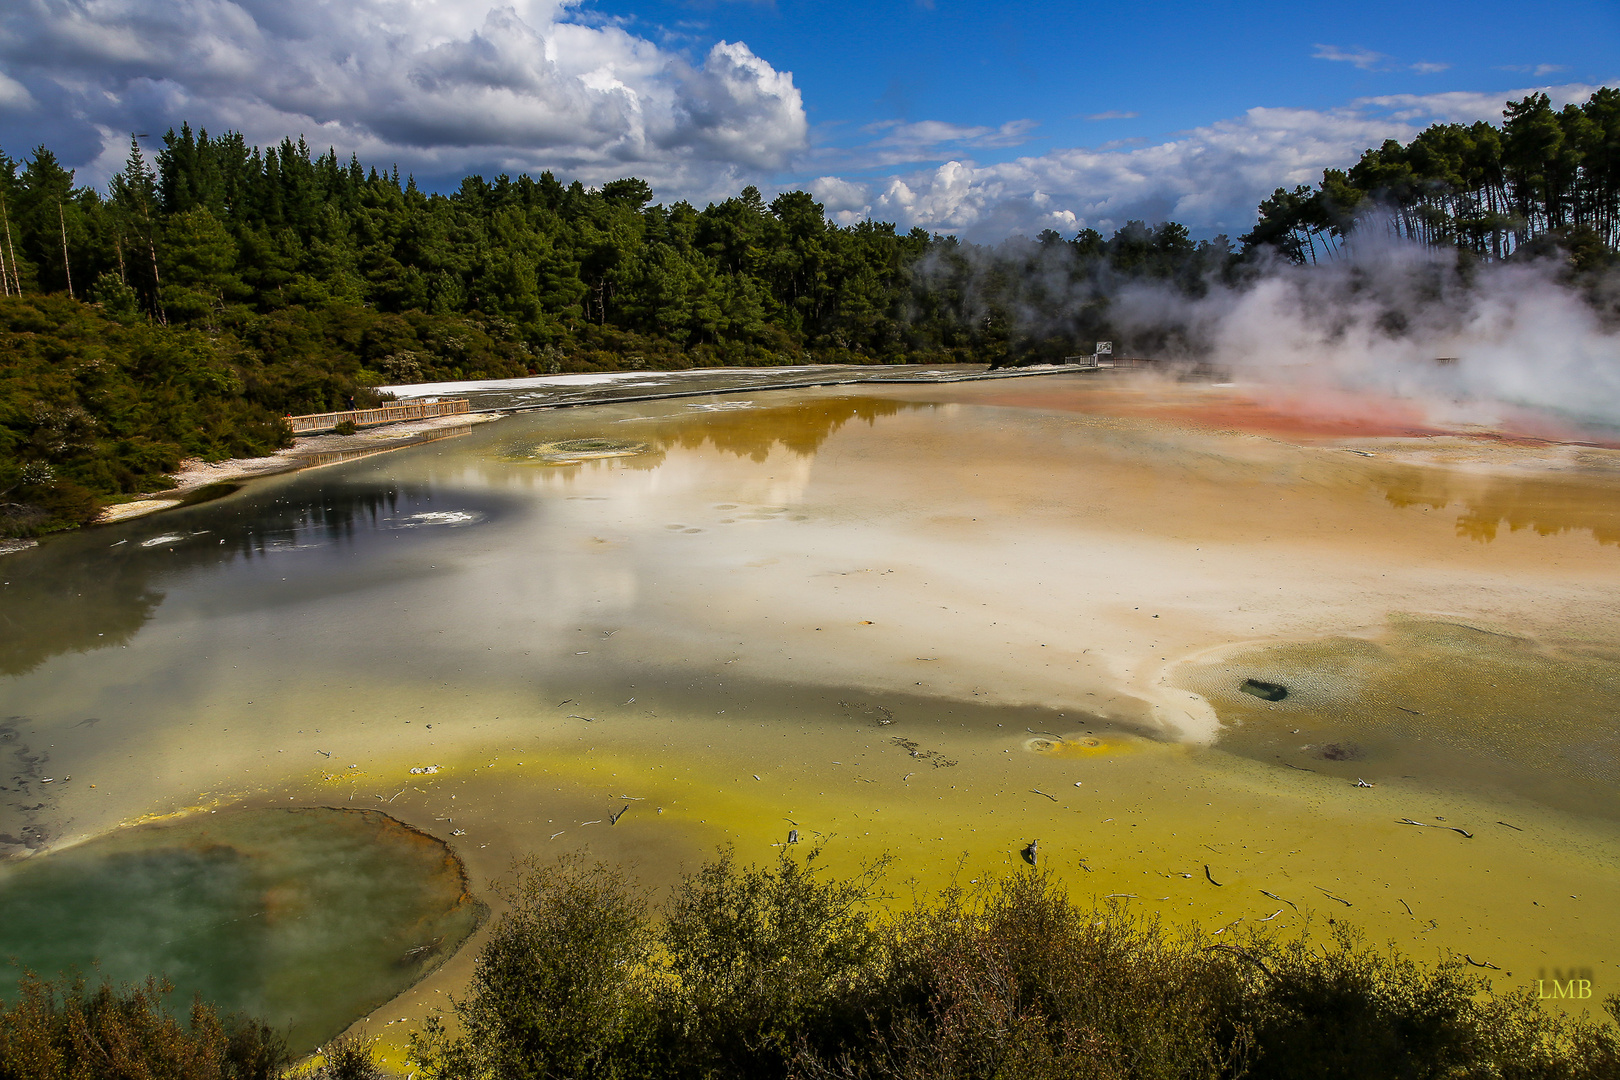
[1398,818,1472,838]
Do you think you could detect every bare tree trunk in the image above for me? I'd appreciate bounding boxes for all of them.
[135,192,167,324]
[147,237,166,324]
[58,202,75,299]
[0,194,20,294]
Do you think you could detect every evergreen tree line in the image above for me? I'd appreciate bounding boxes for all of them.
[0,126,1244,384]
[1243,89,1620,264]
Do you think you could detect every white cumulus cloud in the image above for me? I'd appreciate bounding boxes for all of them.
[1312,44,1387,70]
[816,81,1615,240]
[0,0,807,198]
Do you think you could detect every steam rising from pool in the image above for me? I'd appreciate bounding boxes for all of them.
[1118,234,1620,431]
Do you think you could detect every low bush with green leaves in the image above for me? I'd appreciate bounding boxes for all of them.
[6,852,1617,1079]
[409,850,1620,1080]
[0,974,289,1080]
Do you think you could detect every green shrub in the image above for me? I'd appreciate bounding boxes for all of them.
[410,854,655,1080]
[409,852,1620,1080]
[0,973,288,1080]
[660,847,888,1077]
[307,1034,384,1080]
[846,873,1249,1080]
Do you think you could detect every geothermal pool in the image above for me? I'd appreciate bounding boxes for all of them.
[2,374,1617,1055]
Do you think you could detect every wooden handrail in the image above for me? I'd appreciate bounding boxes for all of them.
[286,399,471,434]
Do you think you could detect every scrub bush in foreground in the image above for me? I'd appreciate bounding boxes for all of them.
[0,973,289,1080]
[410,850,1620,1080]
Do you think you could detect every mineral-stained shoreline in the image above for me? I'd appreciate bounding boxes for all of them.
[86,362,1100,531]
[91,411,505,527]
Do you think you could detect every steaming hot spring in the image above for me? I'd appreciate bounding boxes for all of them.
[3,367,1618,1058]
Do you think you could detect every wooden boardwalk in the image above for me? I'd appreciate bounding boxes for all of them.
[286,398,470,434]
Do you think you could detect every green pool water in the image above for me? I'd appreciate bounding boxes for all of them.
[0,807,483,1051]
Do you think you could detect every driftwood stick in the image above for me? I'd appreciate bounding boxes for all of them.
[1398,818,1472,838]
[1204,944,1273,978]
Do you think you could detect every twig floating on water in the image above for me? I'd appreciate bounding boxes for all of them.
[1497,820,1523,831]
[1398,898,1414,916]
[609,804,630,825]
[1102,893,1138,899]
[580,819,602,826]
[1259,890,1298,911]
[1314,886,1353,906]
[1464,955,1501,970]
[1398,818,1473,838]
[1204,943,1274,977]
[569,715,596,722]
[1258,909,1285,922]
[549,830,565,840]
[1032,789,1058,802]
[1205,865,1224,886]
[557,699,574,707]
[1396,706,1423,715]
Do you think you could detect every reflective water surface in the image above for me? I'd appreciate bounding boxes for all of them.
[2,375,1618,1055]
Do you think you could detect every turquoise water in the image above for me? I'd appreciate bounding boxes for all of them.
[0,808,482,1050]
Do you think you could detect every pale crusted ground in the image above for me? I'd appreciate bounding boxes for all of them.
[93,412,504,525]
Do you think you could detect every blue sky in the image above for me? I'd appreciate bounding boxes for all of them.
[628,0,1617,158]
[1,0,1615,238]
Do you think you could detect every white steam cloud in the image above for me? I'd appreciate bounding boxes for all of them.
[923,230,1620,432]
[1117,238,1620,431]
